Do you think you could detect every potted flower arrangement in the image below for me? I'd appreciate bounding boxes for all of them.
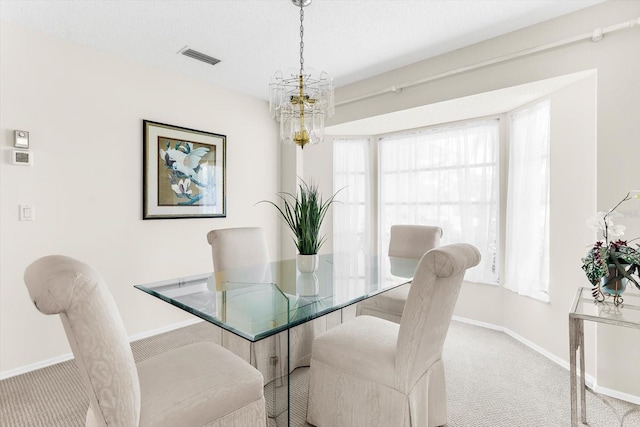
[581,191,640,305]
[261,179,340,272]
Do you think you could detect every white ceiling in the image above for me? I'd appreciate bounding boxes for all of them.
[0,0,604,101]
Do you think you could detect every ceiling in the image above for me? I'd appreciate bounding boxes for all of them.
[0,0,604,101]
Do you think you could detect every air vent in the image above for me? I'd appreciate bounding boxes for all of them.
[180,47,221,66]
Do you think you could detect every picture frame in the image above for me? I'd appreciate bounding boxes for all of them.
[143,120,226,219]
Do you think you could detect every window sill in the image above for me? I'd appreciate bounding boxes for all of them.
[505,289,549,303]
[463,280,500,287]
[526,291,550,303]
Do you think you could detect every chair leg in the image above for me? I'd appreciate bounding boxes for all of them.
[428,360,448,427]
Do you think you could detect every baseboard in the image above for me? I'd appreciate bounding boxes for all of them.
[592,384,640,405]
[0,353,75,381]
[0,318,202,380]
[451,316,640,404]
[128,318,202,342]
[453,315,569,365]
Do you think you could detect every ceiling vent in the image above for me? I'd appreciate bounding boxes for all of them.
[179,46,220,66]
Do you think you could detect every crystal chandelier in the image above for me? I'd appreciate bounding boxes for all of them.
[269,0,334,149]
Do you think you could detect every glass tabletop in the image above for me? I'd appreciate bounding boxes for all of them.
[569,287,640,328]
[135,253,416,342]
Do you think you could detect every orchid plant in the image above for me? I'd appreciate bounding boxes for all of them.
[581,191,640,301]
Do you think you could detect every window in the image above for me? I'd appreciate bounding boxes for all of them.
[332,105,551,297]
[378,120,500,284]
[504,101,550,300]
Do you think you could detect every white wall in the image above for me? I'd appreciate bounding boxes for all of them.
[321,1,640,399]
[0,22,280,375]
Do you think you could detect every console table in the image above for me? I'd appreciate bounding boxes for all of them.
[569,287,640,426]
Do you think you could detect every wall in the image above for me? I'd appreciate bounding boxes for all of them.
[0,22,280,375]
[323,1,640,399]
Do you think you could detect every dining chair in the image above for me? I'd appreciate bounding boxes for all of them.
[206,226,316,376]
[23,255,267,427]
[206,226,294,386]
[207,227,272,283]
[307,243,480,427]
[356,224,443,323]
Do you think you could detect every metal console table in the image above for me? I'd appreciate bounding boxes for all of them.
[569,287,640,426]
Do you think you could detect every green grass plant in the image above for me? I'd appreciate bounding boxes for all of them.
[260,180,340,255]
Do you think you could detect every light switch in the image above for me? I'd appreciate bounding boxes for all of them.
[19,204,34,221]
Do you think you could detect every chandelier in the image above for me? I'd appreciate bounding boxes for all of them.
[269,0,334,149]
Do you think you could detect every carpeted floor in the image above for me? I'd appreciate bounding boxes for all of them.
[1,321,638,427]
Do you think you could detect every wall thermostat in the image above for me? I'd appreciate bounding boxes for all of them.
[12,150,32,166]
[14,130,29,148]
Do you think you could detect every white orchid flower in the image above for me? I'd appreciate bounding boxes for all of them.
[586,210,626,241]
[608,223,626,238]
[171,179,193,197]
[586,212,607,232]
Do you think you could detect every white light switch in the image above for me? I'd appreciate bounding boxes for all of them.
[19,204,34,221]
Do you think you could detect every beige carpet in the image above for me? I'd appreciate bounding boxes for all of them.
[1,321,638,427]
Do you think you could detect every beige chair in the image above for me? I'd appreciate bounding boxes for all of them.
[23,255,267,427]
[206,226,314,376]
[207,227,272,283]
[307,243,480,427]
[356,224,443,323]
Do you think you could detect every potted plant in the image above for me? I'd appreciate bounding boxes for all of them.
[260,179,340,272]
[582,191,640,305]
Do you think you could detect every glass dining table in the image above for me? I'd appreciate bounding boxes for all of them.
[135,253,417,427]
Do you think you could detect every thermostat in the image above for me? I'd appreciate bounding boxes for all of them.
[14,130,29,148]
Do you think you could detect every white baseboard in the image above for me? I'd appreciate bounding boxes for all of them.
[453,316,570,370]
[592,384,640,405]
[128,318,202,342]
[0,318,203,380]
[452,316,640,404]
[0,353,74,381]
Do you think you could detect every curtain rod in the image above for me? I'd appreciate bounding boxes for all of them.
[336,16,640,107]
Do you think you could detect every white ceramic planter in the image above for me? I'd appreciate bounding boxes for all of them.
[297,254,319,273]
[296,273,319,296]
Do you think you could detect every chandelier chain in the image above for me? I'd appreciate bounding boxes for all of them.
[299,4,305,73]
[269,0,333,148]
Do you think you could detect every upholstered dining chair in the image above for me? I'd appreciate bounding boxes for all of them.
[356,224,443,323]
[206,226,315,376]
[23,255,267,427]
[207,227,272,283]
[307,243,480,427]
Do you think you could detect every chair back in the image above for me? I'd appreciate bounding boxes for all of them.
[23,255,140,427]
[394,243,480,392]
[388,224,443,258]
[388,224,443,277]
[207,227,272,283]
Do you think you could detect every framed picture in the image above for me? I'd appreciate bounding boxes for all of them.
[143,120,226,219]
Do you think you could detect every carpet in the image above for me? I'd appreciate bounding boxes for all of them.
[1,321,637,426]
